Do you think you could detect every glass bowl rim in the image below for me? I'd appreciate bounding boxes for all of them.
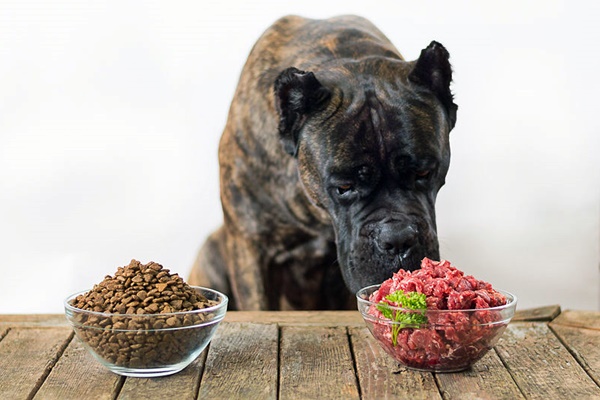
[64,285,229,319]
[356,284,517,315]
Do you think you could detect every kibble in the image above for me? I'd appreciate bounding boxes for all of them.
[69,259,221,369]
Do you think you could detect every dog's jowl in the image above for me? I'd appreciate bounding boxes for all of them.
[189,15,458,311]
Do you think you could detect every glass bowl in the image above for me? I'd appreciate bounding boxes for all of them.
[357,284,516,372]
[64,286,228,377]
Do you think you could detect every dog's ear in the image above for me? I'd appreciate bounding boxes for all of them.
[274,67,331,156]
[409,41,458,129]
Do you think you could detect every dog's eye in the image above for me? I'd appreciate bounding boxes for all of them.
[337,184,354,195]
[415,170,430,179]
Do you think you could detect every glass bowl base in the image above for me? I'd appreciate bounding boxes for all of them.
[105,363,190,377]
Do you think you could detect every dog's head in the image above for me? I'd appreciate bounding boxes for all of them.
[274,41,457,294]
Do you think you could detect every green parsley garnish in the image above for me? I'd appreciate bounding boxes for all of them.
[376,290,428,346]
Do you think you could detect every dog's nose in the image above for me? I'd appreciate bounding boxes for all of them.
[376,223,418,257]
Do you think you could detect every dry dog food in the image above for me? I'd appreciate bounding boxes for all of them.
[367,258,509,371]
[69,260,221,368]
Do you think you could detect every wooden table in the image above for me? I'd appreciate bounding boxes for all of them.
[1,307,599,399]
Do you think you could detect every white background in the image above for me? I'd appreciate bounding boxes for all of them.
[1,0,598,313]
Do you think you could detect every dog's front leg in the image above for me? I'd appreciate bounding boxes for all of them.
[224,234,269,311]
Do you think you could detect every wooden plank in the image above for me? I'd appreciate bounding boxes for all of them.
[0,310,364,328]
[224,310,364,326]
[35,336,124,400]
[551,309,600,330]
[0,327,72,399]
[550,323,600,387]
[434,349,525,399]
[198,322,278,399]
[348,326,441,400]
[118,352,207,400]
[0,314,68,327]
[0,311,364,327]
[280,326,359,400]
[513,305,561,322]
[0,307,576,328]
[495,322,600,399]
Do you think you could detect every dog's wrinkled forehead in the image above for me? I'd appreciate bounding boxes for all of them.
[314,73,450,176]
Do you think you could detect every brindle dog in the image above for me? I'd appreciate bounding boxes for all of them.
[189,15,457,310]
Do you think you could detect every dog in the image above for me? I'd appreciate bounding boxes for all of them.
[189,15,457,310]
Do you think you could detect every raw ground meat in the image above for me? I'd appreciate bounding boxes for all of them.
[366,258,511,371]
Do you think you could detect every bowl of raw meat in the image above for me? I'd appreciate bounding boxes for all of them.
[356,258,517,372]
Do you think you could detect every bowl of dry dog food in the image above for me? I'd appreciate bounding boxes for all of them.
[357,257,516,372]
[64,260,228,377]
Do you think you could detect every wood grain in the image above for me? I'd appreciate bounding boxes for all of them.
[279,326,359,400]
[349,326,441,400]
[35,336,122,400]
[552,309,600,330]
[224,310,364,326]
[550,323,600,387]
[495,322,600,399]
[198,322,278,399]
[513,305,561,322]
[0,314,68,327]
[0,327,72,399]
[435,350,525,400]
[117,352,207,400]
